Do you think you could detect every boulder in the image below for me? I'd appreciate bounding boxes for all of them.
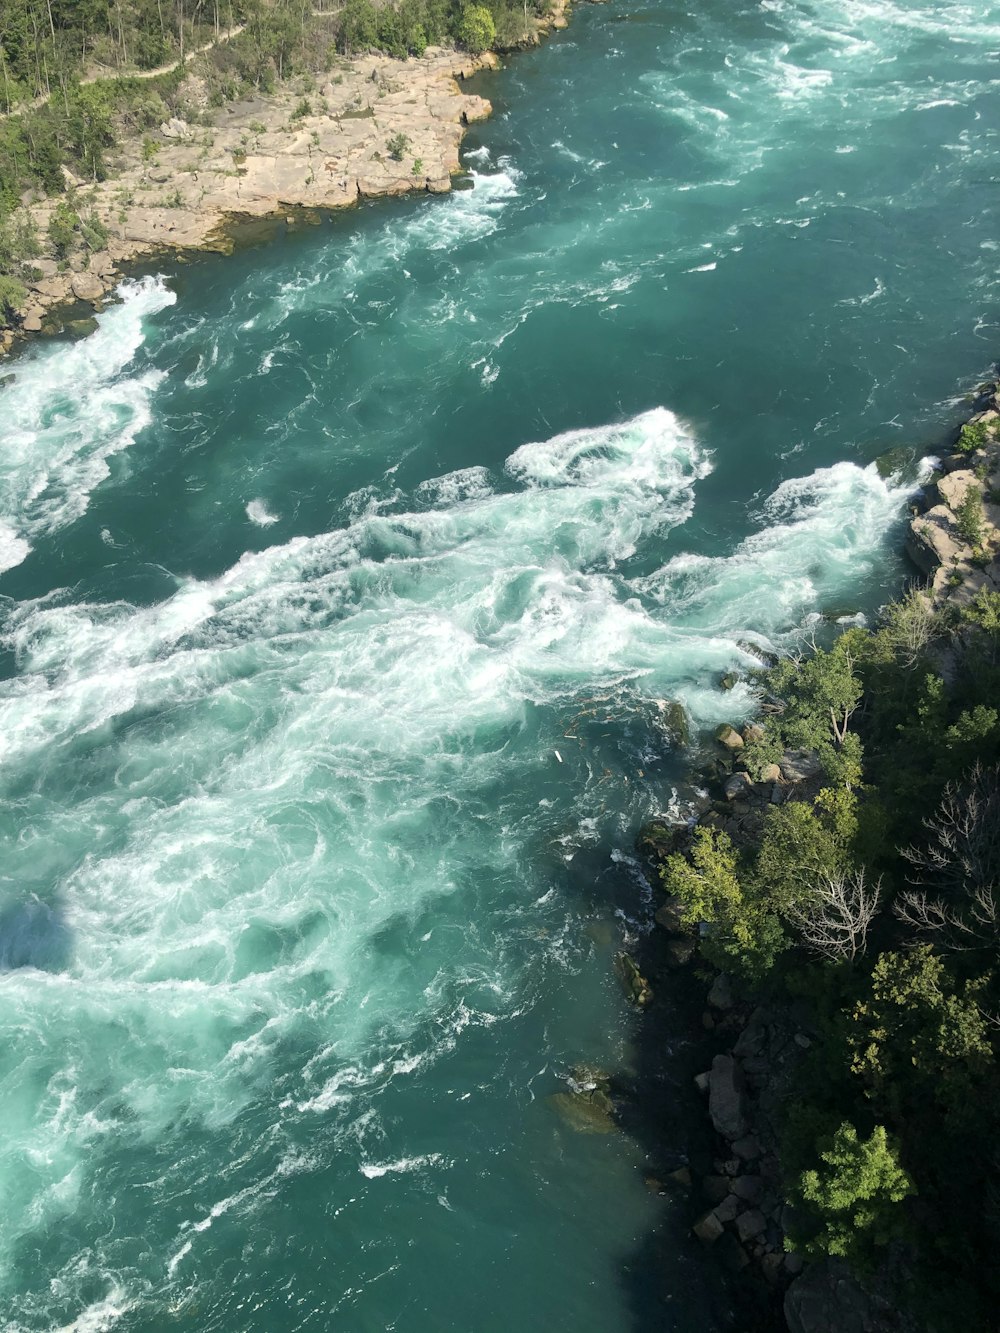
[735,1208,766,1243]
[548,1089,615,1134]
[760,763,782,782]
[906,505,965,575]
[723,772,753,801]
[784,1258,886,1333]
[715,723,744,751]
[655,698,690,747]
[732,1175,764,1204]
[712,1193,741,1224]
[70,271,105,303]
[653,893,686,934]
[707,972,734,1011]
[708,1054,749,1140]
[779,749,824,783]
[694,1071,711,1095]
[160,116,191,139]
[692,1209,725,1244]
[665,937,696,967]
[731,1134,762,1161]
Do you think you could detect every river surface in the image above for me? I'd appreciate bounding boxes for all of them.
[2,0,999,1329]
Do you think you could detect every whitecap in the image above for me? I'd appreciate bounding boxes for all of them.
[246,499,280,526]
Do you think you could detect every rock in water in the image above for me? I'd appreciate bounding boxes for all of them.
[614,952,654,1006]
[715,723,744,751]
[655,698,690,747]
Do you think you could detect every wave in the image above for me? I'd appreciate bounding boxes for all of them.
[0,404,921,1319]
[0,276,174,573]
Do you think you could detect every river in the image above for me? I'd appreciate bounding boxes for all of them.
[1,0,998,1328]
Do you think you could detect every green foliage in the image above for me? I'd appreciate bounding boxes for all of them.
[457,3,496,51]
[412,157,424,174]
[957,419,990,454]
[751,794,854,915]
[850,947,992,1108]
[79,209,108,251]
[337,0,378,52]
[290,97,312,120]
[955,483,985,549]
[142,136,159,163]
[0,272,26,320]
[386,131,411,161]
[756,636,864,787]
[796,1123,914,1264]
[660,826,787,979]
[47,201,79,257]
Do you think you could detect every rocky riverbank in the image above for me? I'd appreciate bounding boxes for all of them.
[1,0,574,355]
[625,380,1000,1332]
[905,378,1000,606]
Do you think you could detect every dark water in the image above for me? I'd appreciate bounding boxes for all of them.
[1,0,998,1328]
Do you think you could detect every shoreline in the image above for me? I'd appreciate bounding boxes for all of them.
[0,0,575,357]
[623,378,1000,1331]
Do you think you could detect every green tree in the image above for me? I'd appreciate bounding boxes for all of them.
[956,483,985,549]
[47,199,78,256]
[660,826,786,978]
[0,272,27,321]
[849,947,992,1112]
[797,1122,914,1264]
[456,2,495,51]
[757,636,864,787]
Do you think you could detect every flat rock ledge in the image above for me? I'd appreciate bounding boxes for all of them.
[1,42,512,351]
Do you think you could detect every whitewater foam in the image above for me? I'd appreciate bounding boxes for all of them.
[0,276,174,571]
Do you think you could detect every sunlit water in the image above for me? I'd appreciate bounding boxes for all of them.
[1,0,998,1328]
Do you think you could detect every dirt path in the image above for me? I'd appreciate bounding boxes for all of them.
[0,25,245,120]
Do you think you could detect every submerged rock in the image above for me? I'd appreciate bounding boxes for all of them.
[615,952,654,1006]
[549,1066,618,1134]
[655,698,690,747]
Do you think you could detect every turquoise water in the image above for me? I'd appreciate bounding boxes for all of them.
[2,0,999,1328]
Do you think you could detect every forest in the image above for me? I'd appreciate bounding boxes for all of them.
[661,581,1000,1329]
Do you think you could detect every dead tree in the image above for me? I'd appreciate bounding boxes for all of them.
[786,867,881,963]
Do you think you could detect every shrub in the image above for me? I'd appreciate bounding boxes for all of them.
[957,420,989,454]
[79,210,108,251]
[47,201,79,257]
[457,4,496,52]
[956,484,985,549]
[338,0,378,52]
[386,131,411,161]
[0,273,27,322]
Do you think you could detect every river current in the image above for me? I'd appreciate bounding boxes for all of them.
[1,0,998,1329]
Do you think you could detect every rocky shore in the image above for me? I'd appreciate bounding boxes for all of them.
[623,381,1000,1331]
[905,379,1000,606]
[1,0,574,354]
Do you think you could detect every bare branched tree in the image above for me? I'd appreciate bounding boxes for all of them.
[896,763,1000,952]
[879,586,942,669]
[786,867,881,963]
